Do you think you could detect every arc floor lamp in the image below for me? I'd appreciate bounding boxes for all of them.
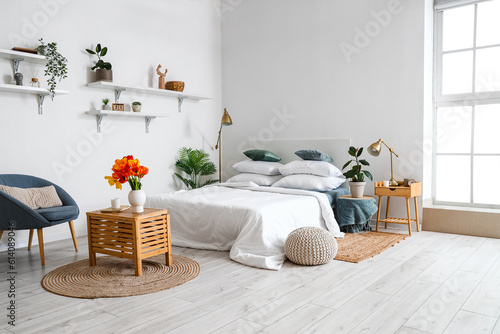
[215,108,233,182]
[368,138,399,186]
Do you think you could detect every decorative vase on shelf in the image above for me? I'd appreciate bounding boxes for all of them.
[128,190,146,213]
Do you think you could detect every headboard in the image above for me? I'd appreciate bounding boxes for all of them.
[246,138,351,188]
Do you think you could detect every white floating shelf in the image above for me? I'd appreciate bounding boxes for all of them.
[0,48,46,64]
[0,48,68,114]
[86,110,169,133]
[0,83,68,114]
[86,81,210,112]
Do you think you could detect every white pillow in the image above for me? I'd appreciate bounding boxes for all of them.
[279,160,342,177]
[232,160,283,176]
[272,175,346,191]
[227,173,283,186]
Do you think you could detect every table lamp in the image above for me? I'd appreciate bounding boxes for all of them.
[368,138,399,186]
[215,108,233,182]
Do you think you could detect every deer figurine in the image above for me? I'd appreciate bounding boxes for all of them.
[156,64,168,89]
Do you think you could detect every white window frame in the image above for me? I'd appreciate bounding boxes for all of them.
[433,0,500,209]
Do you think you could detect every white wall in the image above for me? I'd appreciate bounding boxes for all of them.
[221,0,433,220]
[0,0,222,249]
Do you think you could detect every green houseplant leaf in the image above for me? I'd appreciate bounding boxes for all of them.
[38,38,68,100]
[86,43,112,70]
[342,146,372,183]
[174,147,218,189]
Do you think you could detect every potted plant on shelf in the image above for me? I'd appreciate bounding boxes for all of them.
[36,38,68,100]
[86,43,112,82]
[102,97,110,110]
[174,147,218,189]
[131,101,142,112]
[342,146,373,198]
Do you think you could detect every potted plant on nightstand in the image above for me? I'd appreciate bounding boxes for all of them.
[342,146,373,198]
[132,101,142,112]
[86,43,112,82]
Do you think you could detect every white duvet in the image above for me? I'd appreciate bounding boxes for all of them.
[145,182,344,270]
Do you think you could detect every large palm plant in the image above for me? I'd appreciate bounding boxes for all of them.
[174,147,218,189]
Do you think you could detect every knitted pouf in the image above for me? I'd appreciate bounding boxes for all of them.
[284,227,338,265]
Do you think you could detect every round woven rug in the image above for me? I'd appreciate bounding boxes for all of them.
[42,254,199,299]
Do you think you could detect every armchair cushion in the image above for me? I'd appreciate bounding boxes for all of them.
[0,185,62,209]
[35,205,79,224]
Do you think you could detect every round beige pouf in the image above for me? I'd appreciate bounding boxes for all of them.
[284,227,338,265]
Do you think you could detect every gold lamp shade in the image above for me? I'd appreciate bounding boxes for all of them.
[368,139,383,157]
[368,138,399,186]
[221,108,232,126]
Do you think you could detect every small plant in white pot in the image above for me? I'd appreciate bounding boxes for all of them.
[342,146,373,198]
[102,97,110,110]
[132,101,142,112]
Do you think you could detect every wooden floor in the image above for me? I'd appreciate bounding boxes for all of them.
[1,228,500,334]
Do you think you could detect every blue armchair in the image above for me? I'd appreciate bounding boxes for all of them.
[0,174,79,265]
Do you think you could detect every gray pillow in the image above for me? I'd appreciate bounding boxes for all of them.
[295,149,334,162]
[243,149,281,162]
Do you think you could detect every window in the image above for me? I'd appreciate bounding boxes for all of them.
[434,0,500,208]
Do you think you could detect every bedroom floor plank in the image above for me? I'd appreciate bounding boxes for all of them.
[302,290,392,334]
[1,231,499,333]
[350,279,441,334]
[441,310,497,334]
[403,270,484,334]
[258,303,334,334]
[210,318,266,334]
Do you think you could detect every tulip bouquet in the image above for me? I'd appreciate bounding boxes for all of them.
[105,155,149,190]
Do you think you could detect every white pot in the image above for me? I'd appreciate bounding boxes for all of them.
[349,181,366,198]
[128,190,146,213]
[132,105,142,112]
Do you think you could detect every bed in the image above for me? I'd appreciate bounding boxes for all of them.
[146,139,351,270]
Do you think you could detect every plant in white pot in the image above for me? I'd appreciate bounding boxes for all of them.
[342,146,373,198]
[86,43,112,82]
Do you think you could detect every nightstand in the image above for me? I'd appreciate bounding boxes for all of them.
[374,182,422,235]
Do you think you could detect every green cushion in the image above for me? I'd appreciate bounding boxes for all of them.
[243,149,281,162]
[295,149,334,162]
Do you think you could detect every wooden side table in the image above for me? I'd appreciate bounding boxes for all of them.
[374,182,422,235]
[86,208,171,276]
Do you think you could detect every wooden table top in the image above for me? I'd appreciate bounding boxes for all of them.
[86,207,169,219]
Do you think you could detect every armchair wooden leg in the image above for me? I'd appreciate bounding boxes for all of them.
[68,221,78,252]
[28,229,34,250]
[0,230,3,240]
[37,229,45,266]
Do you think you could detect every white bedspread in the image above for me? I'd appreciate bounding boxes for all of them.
[145,182,344,270]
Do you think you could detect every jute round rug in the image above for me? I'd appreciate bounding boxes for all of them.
[334,231,409,263]
[42,254,199,299]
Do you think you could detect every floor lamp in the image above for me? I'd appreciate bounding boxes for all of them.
[368,138,399,186]
[215,108,233,182]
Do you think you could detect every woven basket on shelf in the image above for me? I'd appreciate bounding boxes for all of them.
[166,81,185,92]
[284,227,338,265]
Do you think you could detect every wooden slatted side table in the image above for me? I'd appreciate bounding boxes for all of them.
[86,208,171,276]
[374,182,422,235]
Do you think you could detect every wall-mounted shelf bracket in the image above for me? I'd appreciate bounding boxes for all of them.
[178,97,185,113]
[95,114,104,133]
[115,88,125,103]
[12,58,24,75]
[37,93,49,115]
[145,116,155,133]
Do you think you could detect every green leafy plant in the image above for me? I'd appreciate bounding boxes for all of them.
[85,44,112,70]
[102,97,109,105]
[342,146,373,182]
[132,101,141,106]
[174,147,218,189]
[38,38,68,100]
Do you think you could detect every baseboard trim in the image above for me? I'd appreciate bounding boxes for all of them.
[423,207,500,239]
